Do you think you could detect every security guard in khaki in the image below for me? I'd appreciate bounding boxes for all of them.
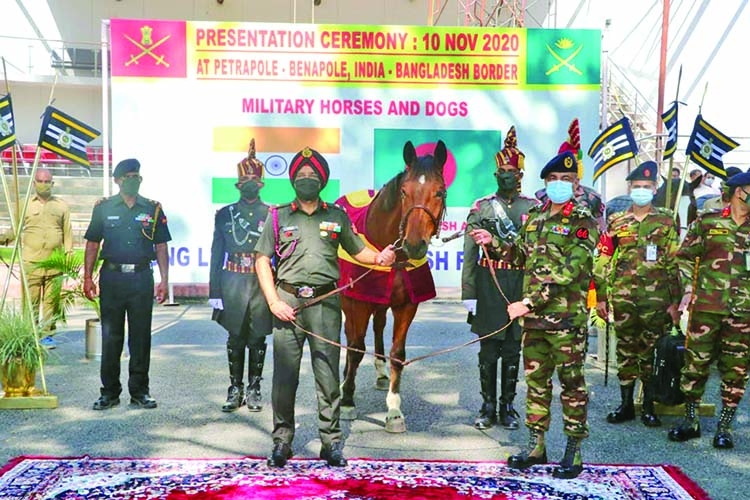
[255,147,395,469]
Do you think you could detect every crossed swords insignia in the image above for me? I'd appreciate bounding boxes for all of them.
[546,38,583,76]
[125,25,171,68]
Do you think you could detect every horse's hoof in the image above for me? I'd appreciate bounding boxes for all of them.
[385,414,406,433]
[374,376,389,391]
[340,406,358,421]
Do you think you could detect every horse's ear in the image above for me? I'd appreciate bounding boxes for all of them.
[403,141,417,169]
[433,140,448,170]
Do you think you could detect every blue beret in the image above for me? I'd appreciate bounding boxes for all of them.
[626,161,658,181]
[113,158,140,178]
[726,169,750,187]
[539,151,577,179]
[726,166,742,178]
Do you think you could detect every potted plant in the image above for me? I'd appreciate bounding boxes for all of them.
[0,305,47,397]
[34,248,102,359]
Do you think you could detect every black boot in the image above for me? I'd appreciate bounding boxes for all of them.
[553,436,584,479]
[247,343,266,412]
[640,382,662,427]
[507,429,547,470]
[221,346,245,413]
[498,363,520,430]
[713,406,737,449]
[474,362,497,430]
[606,384,636,423]
[668,401,701,442]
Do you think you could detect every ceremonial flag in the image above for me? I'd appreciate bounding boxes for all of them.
[587,118,639,182]
[661,102,678,160]
[0,94,16,153]
[685,114,739,179]
[37,106,101,169]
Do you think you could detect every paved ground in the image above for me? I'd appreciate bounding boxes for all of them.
[0,300,745,499]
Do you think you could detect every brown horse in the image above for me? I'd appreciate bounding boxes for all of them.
[337,140,447,433]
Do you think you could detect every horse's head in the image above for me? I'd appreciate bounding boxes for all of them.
[398,140,448,260]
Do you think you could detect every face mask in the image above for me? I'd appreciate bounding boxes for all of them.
[293,177,321,202]
[495,172,518,192]
[239,182,260,199]
[35,183,52,198]
[743,189,750,208]
[546,180,574,204]
[120,176,141,196]
[704,177,714,186]
[630,187,654,207]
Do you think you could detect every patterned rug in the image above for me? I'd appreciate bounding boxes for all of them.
[0,456,710,499]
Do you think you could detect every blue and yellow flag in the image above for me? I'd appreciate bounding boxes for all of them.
[37,106,101,169]
[685,114,739,179]
[587,118,639,183]
[661,102,678,160]
[0,94,16,153]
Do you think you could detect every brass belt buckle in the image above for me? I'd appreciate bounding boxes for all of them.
[297,286,314,298]
[121,264,135,273]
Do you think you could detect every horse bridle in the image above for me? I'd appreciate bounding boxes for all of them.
[395,197,446,251]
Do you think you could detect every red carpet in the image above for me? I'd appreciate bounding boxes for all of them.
[0,456,710,499]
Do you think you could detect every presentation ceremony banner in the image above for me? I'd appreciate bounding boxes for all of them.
[109,19,601,288]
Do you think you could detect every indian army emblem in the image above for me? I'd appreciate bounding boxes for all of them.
[140,26,153,46]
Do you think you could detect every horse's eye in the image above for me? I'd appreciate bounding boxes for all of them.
[436,190,446,199]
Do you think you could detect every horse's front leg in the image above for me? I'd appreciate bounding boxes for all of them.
[372,308,389,391]
[340,296,375,421]
[385,302,418,433]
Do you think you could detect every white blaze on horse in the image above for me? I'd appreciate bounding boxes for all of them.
[336,140,448,433]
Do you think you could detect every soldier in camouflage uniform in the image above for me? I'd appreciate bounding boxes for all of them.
[595,161,681,428]
[461,126,539,430]
[209,139,272,413]
[505,151,602,480]
[668,169,750,449]
[255,147,396,468]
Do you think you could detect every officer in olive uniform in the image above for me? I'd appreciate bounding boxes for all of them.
[462,126,539,431]
[668,169,750,449]
[595,161,681,428]
[255,147,395,468]
[506,151,602,480]
[209,139,272,413]
[84,159,171,411]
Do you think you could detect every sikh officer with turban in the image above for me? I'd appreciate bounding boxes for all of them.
[209,139,272,413]
[255,147,396,468]
[462,126,539,431]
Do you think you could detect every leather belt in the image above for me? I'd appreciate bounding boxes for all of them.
[103,261,151,273]
[278,281,336,299]
[225,253,255,274]
[479,257,519,270]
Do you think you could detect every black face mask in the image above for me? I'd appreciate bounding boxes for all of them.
[239,182,260,199]
[294,177,321,202]
[495,172,518,193]
[120,176,141,196]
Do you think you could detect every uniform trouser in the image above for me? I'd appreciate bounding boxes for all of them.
[99,269,154,398]
[478,319,522,365]
[271,289,342,447]
[522,327,589,438]
[681,311,750,408]
[611,300,671,384]
[25,266,59,334]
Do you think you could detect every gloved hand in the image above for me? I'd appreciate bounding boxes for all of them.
[463,299,477,315]
[208,298,224,310]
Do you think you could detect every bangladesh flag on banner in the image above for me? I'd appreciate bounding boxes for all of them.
[525,29,601,86]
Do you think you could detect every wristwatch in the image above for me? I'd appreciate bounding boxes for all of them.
[521,297,535,311]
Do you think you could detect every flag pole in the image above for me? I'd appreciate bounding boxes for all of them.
[665,65,682,217]
[672,82,708,220]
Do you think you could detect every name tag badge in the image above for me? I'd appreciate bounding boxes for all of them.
[646,244,657,262]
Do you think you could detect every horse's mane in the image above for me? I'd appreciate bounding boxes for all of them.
[377,155,443,212]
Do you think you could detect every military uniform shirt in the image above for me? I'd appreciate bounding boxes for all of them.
[515,200,601,330]
[84,194,171,263]
[597,206,681,306]
[255,201,365,286]
[22,194,73,263]
[676,209,750,316]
